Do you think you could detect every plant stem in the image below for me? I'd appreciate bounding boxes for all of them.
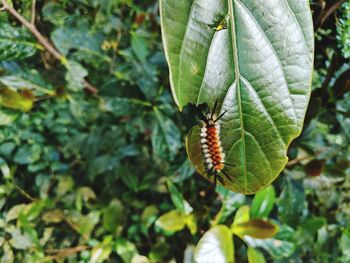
[1,0,98,94]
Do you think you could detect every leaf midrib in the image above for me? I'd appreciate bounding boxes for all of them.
[228,0,247,191]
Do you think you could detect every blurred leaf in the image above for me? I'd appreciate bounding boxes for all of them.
[68,211,100,238]
[57,175,74,196]
[232,205,250,226]
[0,109,18,126]
[115,239,138,263]
[185,214,197,235]
[0,87,33,112]
[155,210,186,232]
[8,228,35,250]
[90,236,113,263]
[247,247,266,263]
[233,219,278,239]
[246,225,296,260]
[341,229,350,262]
[131,33,149,62]
[14,145,41,165]
[194,225,234,263]
[131,255,149,263]
[52,25,103,56]
[0,22,38,61]
[278,179,306,228]
[251,185,275,219]
[167,181,189,213]
[103,199,124,234]
[0,75,55,96]
[152,108,181,160]
[42,210,64,224]
[6,204,28,222]
[301,217,327,234]
[42,2,68,26]
[141,205,159,230]
[1,242,14,263]
[149,240,170,262]
[65,60,88,91]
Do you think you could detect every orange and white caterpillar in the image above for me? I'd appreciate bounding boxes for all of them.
[199,101,231,186]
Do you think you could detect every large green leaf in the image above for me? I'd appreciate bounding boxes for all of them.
[161,0,314,194]
[194,225,234,263]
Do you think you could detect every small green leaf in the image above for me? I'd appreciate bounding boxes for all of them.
[155,210,186,232]
[65,60,88,91]
[152,109,181,161]
[340,229,350,262]
[1,242,14,263]
[167,181,190,213]
[90,236,113,263]
[251,185,275,219]
[0,109,18,126]
[103,199,124,234]
[233,219,278,239]
[42,210,64,224]
[141,205,159,230]
[278,179,306,227]
[185,214,197,235]
[0,87,33,112]
[149,240,170,262]
[6,204,28,222]
[232,205,250,227]
[194,225,234,263]
[247,247,266,263]
[8,228,35,250]
[115,239,138,263]
[56,175,74,196]
[246,225,296,260]
[14,145,41,165]
[131,33,149,62]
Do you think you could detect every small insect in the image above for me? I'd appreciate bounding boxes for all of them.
[199,100,231,187]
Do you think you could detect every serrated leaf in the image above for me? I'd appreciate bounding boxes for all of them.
[251,185,275,219]
[194,225,234,263]
[161,0,314,194]
[233,219,278,239]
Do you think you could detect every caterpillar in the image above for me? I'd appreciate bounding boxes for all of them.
[199,100,231,187]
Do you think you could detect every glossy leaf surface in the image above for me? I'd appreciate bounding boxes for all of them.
[194,225,234,263]
[232,219,278,239]
[162,0,314,193]
[251,185,275,218]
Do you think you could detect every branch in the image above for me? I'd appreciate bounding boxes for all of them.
[40,246,90,263]
[315,0,346,30]
[1,0,98,94]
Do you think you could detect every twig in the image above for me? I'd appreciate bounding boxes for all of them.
[315,0,346,30]
[40,246,90,263]
[14,183,38,202]
[1,0,98,94]
[286,150,323,167]
[31,0,36,25]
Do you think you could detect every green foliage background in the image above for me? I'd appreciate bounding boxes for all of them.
[0,0,349,262]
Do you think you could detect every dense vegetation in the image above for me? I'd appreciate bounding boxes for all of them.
[0,0,349,262]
